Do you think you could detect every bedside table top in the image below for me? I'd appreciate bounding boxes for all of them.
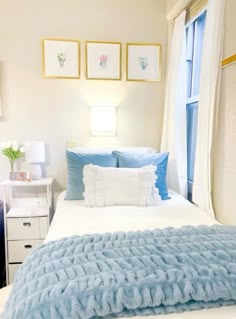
[1,177,53,187]
[7,207,49,218]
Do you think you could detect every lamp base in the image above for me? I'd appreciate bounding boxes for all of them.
[30,164,42,180]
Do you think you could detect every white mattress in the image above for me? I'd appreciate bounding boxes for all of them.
[1,191,236,318]
[46,190,218,242]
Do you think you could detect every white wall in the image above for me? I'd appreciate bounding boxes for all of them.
[213,0,236,224]
[166,0,177,14]
[0,0,167,191]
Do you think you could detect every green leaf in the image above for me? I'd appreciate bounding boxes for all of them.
[1,147,25,160]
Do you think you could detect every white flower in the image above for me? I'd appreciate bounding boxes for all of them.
[12,141,18,151]
[7,140,13,148]
[12,140,19,149]
[20,146,25,153]
[0,140,22,151]
[0,142,7,149]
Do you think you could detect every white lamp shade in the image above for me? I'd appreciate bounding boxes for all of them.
[25,141,45,163]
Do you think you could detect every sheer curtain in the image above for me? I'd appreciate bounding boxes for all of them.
[161,11,187,198]
[192,0,225,216]
[0,62,2,117]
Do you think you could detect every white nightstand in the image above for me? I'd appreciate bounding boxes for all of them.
[1,178,53,284]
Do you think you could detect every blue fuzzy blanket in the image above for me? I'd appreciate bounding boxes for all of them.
[2,225,236,319]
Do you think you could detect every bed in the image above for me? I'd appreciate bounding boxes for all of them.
[1,190,236,318]
[1,148,236,318]
[46,190,218,241]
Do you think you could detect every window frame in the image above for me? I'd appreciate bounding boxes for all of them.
[185,7,207,201]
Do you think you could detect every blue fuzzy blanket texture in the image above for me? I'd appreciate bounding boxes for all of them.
[2,225,236,319]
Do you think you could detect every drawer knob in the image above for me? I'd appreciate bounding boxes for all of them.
[24,245,32,249]
[23,222,31,227]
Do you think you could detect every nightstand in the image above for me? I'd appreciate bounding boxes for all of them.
[1,178,53,284]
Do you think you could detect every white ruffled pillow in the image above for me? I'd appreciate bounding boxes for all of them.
[83,164,161,207]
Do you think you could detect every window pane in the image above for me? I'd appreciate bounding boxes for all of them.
[191,11,207,96]
[187,102,198,182]
[185,9,207,201]
[186,24,194,98]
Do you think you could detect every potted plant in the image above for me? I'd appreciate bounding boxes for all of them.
[0,141,25,173]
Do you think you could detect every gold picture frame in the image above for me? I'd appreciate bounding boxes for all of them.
[42,38,80,79]
[221,53,236,68]
[85,41,122,80]
[126,43,161,82]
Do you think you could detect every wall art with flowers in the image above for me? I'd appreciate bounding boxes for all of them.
[126,43,161,82]
[42,38,80,79]
[86,41,121,80]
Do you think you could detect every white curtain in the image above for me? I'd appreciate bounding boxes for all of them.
[192,0,225,216]
[0,62,2,117]
[161,11,187,198]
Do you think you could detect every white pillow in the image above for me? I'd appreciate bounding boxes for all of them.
[68,146,156,153]
[83,164,161,207]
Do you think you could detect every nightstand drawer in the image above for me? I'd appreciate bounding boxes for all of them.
[7,217,48,240]
[8,240,43,263]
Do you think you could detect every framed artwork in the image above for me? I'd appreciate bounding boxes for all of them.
[86,41,121,80]
[42,38,80,79]
[126,43,161,82]
[9,172,31,181]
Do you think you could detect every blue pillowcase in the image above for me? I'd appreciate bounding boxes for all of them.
[65,151,117,200]
[114,151,170,200]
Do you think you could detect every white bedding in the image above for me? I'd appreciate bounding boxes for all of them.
[1,190,236,318]
[46,190,218,242]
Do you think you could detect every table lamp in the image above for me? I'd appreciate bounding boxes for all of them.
[25,141,45,179]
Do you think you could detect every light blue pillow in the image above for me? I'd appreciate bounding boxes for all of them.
[114,151,170,200]
[65,151,117,200]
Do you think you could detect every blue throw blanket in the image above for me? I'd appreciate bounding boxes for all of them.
[2,225,236,319]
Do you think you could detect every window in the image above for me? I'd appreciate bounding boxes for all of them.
[186,10,206,201]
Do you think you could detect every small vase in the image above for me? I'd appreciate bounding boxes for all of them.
[10,159,15,172]
[9,160,15,180]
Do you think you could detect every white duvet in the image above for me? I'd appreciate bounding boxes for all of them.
[1,190,236,318]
